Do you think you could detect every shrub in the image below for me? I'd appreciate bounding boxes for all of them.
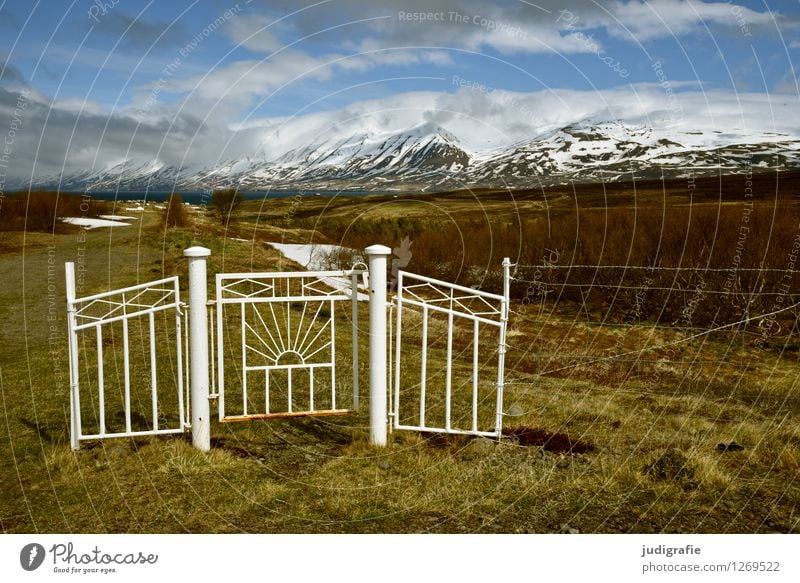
[310,196,800,327]
[212,188,243,226]
[164,193,189,228]
[0,191,109,232]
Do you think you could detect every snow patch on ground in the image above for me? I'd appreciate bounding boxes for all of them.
[266,242,368,301]
[267,242,348,270]
[61,217,132,229]
[98,214,136,221]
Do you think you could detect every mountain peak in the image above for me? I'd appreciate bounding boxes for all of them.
[24,121,800,192]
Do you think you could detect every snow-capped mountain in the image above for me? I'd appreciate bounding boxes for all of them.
[28,120,800,192]
[469,122,800,186]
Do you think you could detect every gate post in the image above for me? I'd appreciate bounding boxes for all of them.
[365,244,391,447]
[65,262,81,451]
[185,246,211,452]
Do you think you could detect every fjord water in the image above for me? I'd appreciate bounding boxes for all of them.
[85,190,381,203]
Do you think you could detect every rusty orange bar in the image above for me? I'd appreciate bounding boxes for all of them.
[221,409,352,422]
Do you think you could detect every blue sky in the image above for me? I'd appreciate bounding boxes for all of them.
[0,0,799,178]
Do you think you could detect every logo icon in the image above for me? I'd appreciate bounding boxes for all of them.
[20,543,46,571]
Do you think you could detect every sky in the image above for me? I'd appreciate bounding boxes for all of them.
[0,0,799,182]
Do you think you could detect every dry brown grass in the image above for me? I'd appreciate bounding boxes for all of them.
[2,181,799,534]
[0,190,109,232]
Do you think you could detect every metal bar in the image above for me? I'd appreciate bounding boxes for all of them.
[309,368,314,411]
[217,269,366,281]
[149,312,158,431]
[351,272,359,411]
[303,340,332,362]
[286,280,291,349]
[249,305,282,358]
[267,302,286,352]
[445,309,453,432]
[298,313,330,355]
[394,274,403,431]
[265,370,270,414]
[221,409,351,422]
[393,424,500,438]
[294,297,308,351]
[387,300,393,433]
[397,298,503,327]
[244,320,281,357]
[176,300,186,429]
[244,362,333,371]
[209,305,216,397]
[419,304,428,428]
[397,270,506,301]
[72,276,179,303]
[216,274,225,422]
[67,272,82,447]
[217,294,351,305]
[73,302,180,331]
[244,343,278,362]
[183,305,191,426]
[287,367,293,413]
[122,312,131,434]
[495,258,511,437]
[472,319,479,433]
[297,301,325,354]
[330,299,336,411]
[79,427,185,440]
[241,302,247,417]
[96,325,106,435]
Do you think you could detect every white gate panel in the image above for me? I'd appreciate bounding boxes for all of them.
[216,269,364,422]
[66,264,187,449]
[392,263,509,438]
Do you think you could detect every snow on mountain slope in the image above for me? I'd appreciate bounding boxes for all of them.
[27,117,800,192]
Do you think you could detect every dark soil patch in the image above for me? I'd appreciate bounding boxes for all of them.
[502,426,595,454]
[210,436,259,460]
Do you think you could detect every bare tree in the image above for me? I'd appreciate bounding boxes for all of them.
[212,188,244,226]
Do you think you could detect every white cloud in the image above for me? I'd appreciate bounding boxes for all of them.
[239,0,780,56]
[131,0,784,127]
[224,13,284,53]
[235,83,800,159]
[602,0,777,41]
[155,44,453,122]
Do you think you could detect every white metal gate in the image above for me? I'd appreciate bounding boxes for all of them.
[65,246,511,450]
[391,260,510,438]
[65,263,187,450]
[215,269,365,422]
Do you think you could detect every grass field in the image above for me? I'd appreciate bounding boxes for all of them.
[1,177,799,533]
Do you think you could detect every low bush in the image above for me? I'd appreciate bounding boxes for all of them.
[0,191,109,232]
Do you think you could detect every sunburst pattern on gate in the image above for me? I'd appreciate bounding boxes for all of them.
[243,300,333,368]
[216,269,365,422]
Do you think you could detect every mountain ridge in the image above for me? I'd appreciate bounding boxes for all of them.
[25,120,800,192]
